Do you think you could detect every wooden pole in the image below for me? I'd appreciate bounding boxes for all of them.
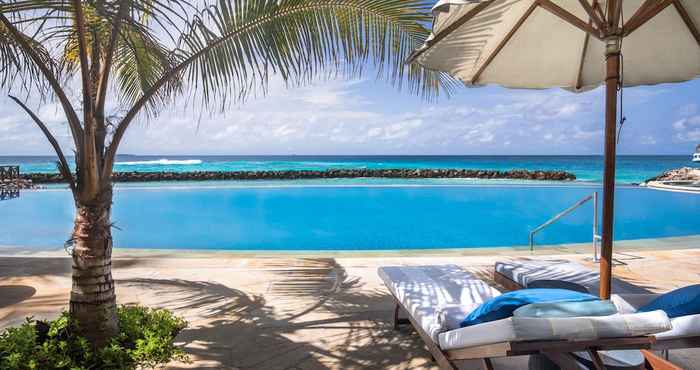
[599,0,622,299]
[600,45,619,300]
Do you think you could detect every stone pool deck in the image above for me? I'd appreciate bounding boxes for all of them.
[1,237,700,369]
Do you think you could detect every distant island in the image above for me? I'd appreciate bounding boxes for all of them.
[642,167,700,193]
[643,167,700,183]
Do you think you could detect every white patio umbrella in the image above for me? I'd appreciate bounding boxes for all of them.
[409,0,700,298]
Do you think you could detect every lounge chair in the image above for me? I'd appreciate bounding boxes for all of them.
[378,264,672,370]
[495,259,700,357]
[494,259,650,295]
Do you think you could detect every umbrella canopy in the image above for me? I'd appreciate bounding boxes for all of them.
[410,0,700,299]
[410,0,700,90]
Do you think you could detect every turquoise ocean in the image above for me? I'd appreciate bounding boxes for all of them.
[1,155,698,251]
[2,155,698,184]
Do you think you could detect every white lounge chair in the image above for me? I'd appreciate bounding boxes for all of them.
[494,259,649,295]
[495,259,700,358]
[378,264,672,370]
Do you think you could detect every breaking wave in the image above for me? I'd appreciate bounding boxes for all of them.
[116,159,203,166]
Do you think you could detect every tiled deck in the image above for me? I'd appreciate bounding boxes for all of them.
[1,240,699,369]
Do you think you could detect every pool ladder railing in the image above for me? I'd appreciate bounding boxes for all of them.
[529,192,601,261]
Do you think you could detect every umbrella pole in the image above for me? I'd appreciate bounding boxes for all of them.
[600,38,621,299]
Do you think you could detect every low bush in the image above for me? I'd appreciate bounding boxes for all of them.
[0,305,188,369]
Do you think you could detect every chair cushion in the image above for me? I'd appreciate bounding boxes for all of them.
[495,259,650,294]
[460,288,599,327]
[377,265,500,342]
[526,279,589,293]
[514,300,618,318]
[439,310,672,351]
[639,284,700,318]
[511,311,671,342]
[611,294,700,340]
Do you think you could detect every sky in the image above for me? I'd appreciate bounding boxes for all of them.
[1,67,699,157]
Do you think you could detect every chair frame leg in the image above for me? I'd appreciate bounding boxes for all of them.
[452,359,494,370]
[542,351,584,370]
[392,301,410,329]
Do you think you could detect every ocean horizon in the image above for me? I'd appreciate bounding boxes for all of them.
[2,154,698,184]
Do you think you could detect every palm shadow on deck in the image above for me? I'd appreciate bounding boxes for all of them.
[118,258,433,369]
[0,285,36,308]
[1,254,675,369]
[0,255,175,278]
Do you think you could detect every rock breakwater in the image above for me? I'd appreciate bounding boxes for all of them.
[0,178,38,190]
[24,168,576,183]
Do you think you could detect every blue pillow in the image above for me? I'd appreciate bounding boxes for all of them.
[460,289,599,327]
[639,284,700,318]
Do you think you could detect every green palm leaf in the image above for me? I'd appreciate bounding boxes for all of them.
[173,0,455,109]
[0,10,57,97]
[1,0,457,174]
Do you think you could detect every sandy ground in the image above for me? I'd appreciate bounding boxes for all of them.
[1,239,700,369]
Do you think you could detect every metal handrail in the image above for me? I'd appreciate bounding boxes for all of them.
[529,192,600,258]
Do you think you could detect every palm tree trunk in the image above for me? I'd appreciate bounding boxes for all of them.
[69,186,118,347]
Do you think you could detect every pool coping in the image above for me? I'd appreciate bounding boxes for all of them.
[1,234,698,259]
[645,181,700,194]
[25,180,647,191]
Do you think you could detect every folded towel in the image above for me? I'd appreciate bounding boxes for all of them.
[514,300,618,318]
[511,310,672,342]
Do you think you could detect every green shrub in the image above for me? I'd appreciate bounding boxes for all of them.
[0,306,189,370]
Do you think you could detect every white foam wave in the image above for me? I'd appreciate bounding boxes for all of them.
[116,159,203,166]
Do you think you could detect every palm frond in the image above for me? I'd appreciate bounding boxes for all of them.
[0,8,57,97]
[113,25,182,116]
[3,0,458,180]
[163,0,457,112]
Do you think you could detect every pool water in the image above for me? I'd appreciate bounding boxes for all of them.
[1,184,698,251]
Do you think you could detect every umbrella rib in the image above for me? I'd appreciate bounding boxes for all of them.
[610,0,624,32]
[672,0,700,48]
[538,0,602,39]
[624,0,660,31]
[623,0,673,37]
[575,24,591,91]
[575,0,601,90]
[592,1,607,26]
[577,0,605,32]
[406,1,493,64]
[470,1,539,85]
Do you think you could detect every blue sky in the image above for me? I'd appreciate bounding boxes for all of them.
[1,71,699,156]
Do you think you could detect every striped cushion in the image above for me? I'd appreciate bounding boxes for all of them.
[378,265,500,342]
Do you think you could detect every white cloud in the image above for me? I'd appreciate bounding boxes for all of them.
[677,129,700,142]
[381,120,423,140]
[673,119,686,130]
[294,80,370,108]
[679,103,698,116]
[555,103,579,117]
[479,132,495,143]
[459,118,503,144]
[1,76,693,156]
[672,116,700,142]
[640,136,657,145]
[572,125,603,140]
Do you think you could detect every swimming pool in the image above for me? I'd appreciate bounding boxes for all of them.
[1,183,698,251]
